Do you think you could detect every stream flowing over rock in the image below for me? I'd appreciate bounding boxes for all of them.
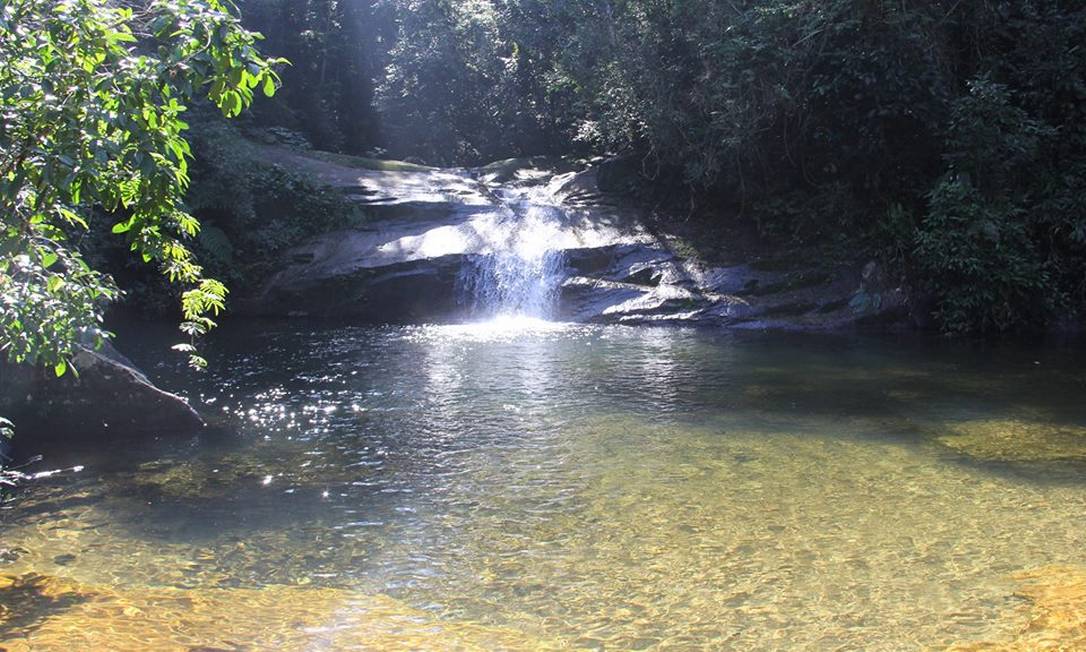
[245,147,912,328]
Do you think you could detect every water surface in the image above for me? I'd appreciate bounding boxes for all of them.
[2,323,1085,649]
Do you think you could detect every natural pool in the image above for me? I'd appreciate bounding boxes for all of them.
[2,322,1085,650]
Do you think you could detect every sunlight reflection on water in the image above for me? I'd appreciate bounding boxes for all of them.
[2,325,1086,650]
[407,315,583,342]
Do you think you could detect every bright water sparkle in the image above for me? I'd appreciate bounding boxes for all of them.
[456,187,568,320]
[3,325,1086,650]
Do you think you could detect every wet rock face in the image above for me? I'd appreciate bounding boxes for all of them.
[563,253,912,329]
[243,153,654,322]
[245,149,911,329]
[0,343,203,442]
[244,209,654,322]
[253,250,468,321]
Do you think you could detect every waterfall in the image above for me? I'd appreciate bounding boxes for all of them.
[457,189,567,320]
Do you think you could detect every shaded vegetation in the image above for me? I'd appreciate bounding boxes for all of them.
[231,0,1086,333]
[5,0,1084,370]
[87,119,354,316]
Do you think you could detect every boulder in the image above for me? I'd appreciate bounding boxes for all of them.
[0,342,204,441]
[552,156,642,204]
[253,252,468,322]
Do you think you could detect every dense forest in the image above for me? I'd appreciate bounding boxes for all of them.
[199,0,1086,334]
[4,0,1086,380]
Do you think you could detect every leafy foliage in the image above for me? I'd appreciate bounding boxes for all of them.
[86,118,354,311]
[0,417,15,492]
[915,78,1056,333]
[0,0,283,372]
[364,0,1086,332]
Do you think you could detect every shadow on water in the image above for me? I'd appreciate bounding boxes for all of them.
[10,432,413,547]
[0,574,92,641]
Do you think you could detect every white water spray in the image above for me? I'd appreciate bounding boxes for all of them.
[457,188,568,320]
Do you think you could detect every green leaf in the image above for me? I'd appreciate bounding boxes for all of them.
[262,74,275,97]
[58,207,88,228]
[0,0,279,379]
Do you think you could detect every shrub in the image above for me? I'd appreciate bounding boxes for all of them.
[915,177,1048,333]
[89,116,354,317]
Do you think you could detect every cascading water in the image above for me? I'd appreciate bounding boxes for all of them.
[457,187,568,320]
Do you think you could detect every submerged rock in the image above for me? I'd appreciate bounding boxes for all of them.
[0,343,203,440]
[948,565,1086,650]
[936,418,1086,465]
[0,573,562,650]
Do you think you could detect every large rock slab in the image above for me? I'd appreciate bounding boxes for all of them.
[0,343,203,441]
[253,145,493,210]
[559,247,911,329]
[244,148,913,329]
[243,160,654,321]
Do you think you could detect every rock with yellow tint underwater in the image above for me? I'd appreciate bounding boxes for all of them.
[116,449,378,502]
[0,573,563,651]
[949,566,1086,651]
[936,418,1086,464]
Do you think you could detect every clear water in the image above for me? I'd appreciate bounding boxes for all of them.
[2,322,1086,650]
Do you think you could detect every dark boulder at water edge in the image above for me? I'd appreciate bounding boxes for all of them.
[0,341,204,442]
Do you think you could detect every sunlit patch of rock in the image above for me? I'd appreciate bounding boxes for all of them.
[949,566,1086,651]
